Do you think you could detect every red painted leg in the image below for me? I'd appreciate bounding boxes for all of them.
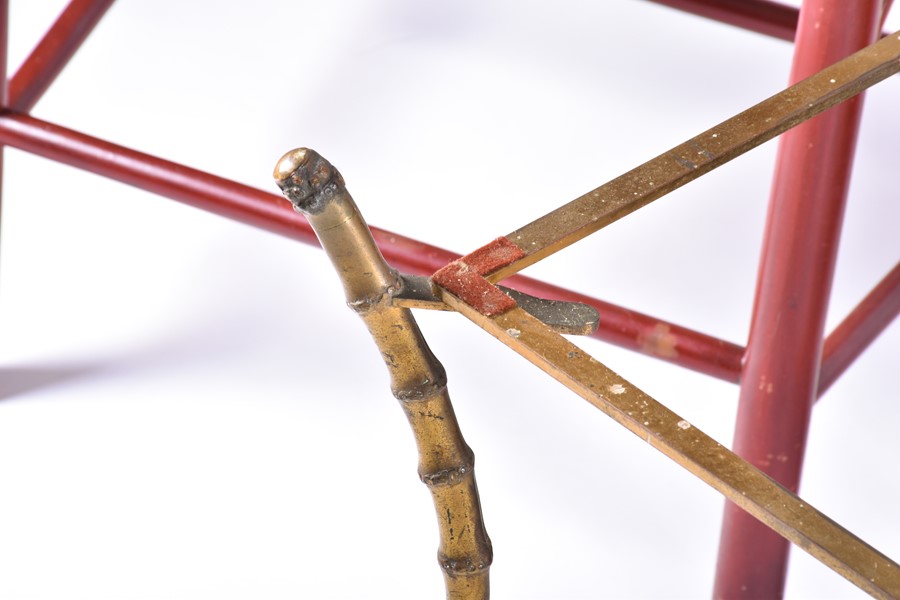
[713,1,885,598]
[8,0,116,112]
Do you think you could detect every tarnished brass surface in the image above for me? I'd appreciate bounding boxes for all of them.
[435,290,900,598]
[274,148,492,599]
[393,274,600,335]
[490,30,900,282]
[271,32,900,598]
[427,33,900,598]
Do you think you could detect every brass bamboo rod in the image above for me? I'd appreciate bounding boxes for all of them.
[432,258,900,598]
[489,30,900,282]
[273,148,492,599]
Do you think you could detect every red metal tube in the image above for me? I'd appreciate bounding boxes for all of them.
[7,0,116,113]
[646,0,891,41]
[819,262,900,397]
[0,112,320,244]
[0,111,745,382]
[0,0,9,256]
[0,0,8,107]
[714,1,884,598]
[501,275,743,382]
[646,0,799,41]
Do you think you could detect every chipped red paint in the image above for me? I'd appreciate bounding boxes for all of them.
[432,261,518,317]
[432,237,526,316]
[455,236,527,278]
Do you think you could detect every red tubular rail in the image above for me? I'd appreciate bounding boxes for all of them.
[819,262,900,396]
[7,0,117,112]
[647,0,799,41]
[0,0,8,107]
[0,111,746,382]
[0,0,9,246]
[647,0,892,41]
[714,1,885,598]
[504,276,744,382]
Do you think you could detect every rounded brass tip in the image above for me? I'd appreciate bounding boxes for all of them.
[273,147,312,182]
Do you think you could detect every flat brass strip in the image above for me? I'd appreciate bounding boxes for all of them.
[394,275,599,335]
[436,287,900,599]
[490,31,900,281]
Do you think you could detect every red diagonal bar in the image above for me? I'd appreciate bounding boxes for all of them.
[504,275,744,382]
[819,262,900,397]
[714,1,885,598]
[0,111,745,382]
[7,0,116,112]
[0,0,8,107]
[647,0,799,41]
[0,0,9,265]
[647,0,892,41]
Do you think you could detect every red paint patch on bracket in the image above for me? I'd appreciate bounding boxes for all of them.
[432,237,526,317]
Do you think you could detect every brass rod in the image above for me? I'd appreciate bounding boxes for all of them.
[490,30,900,282]
[434,286,900,598]
[274,149,492,599]
[392,274,600,336]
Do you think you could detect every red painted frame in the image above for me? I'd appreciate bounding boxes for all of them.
[0,1,896,597]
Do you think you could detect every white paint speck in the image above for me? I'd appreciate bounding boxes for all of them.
[829,78,836,84]
[608,383,626,395]
[712,133,718,138]
[677,420,691,430]
[506,328,521,338]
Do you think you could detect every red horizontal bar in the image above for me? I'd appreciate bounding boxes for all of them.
[646,0,892,41]
[646,0,798,41]
[819,262,900,396]
[0,0,8,106]
[0,111,745,382]
[499,276,743,382]
[8,0,117,112]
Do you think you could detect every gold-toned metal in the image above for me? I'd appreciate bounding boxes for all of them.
[274,149,492,599]
[393,274,600,335]
[489,30,900,282]
[419,35,900,596]
[434,286,900,598]
[272,32,900,597]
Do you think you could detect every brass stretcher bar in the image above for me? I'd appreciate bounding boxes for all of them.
[488,29,900,282]
[275,31,900,599]
[430,31,900,598]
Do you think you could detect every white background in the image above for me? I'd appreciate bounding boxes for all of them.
[0,1,897,598]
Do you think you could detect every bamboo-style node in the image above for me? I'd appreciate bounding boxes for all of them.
[421,461,474,488]
[274,148,493,599]
[392,370,449,402]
